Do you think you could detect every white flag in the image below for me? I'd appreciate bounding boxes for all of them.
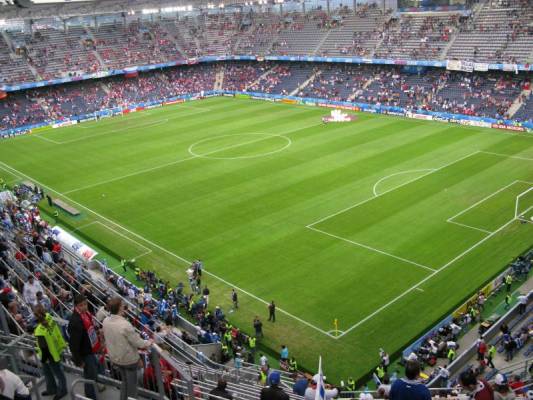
[315,356,326,400]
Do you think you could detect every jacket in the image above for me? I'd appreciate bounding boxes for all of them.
[67,310,93,366]
[34,314,67,363]
[102,314,150,366]
[260,385,289,400]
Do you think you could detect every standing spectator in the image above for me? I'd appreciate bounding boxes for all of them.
[254,316,264,338]
[0,357,31,400]
[487,344,496,369]
[268,301,276,322]
[477,338,487,361]
[505,274,512,292]
[516,293,528,314]
[67,294,101,400]
[209,379,233,400]
[304,374,338,400]
[231,289,238,310]
[202,286,210,305]
[380,349,390,372]
[280,345,289,365]
[102,297,153,400]
[33,305,68,400]
[389,360,431,400]
[493,374,515,400]
[293,374,309,396]
[458,369,494,400]
[260,371,289,400]
[504,294,511,310]
[23,276,44,307]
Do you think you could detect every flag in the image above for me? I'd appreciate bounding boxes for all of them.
[315,356,326,400]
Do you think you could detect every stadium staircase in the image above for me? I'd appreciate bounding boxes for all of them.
[289,69,321,96]
[507,88,531,118]
[158,21,187,58]
[244,68,275,91]
[214,68,225,91]
[83,27,107,67]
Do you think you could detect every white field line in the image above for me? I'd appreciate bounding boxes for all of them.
[372,169,436,197]
[480,151,533,162]
[307,226,437,273]
[335,214,521,339]
[0,164,22,183]
[72,221,98,231]
[41,119,169,145]
[447,220,493,234]
[0,158,335,339]
[64,122,322,195]
[307,151,481,228]
[88,221,153,260]
[310,150,533,338]
[76,103,213,130]
[447,180,523,222]
[32,134,62,145]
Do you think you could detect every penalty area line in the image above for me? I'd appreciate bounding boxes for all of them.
[334,212,520,339]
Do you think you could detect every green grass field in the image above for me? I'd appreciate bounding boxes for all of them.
[1,97,532,382]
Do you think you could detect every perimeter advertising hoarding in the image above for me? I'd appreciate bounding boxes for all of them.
[52,226,98,261]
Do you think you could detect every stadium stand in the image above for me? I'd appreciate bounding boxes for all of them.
[1,62,530,131]
[0,0,532,396]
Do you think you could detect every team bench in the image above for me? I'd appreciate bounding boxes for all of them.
[52,198,80,216]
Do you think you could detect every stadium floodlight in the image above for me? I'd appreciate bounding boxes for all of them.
[515,187,533,223]
[142,8,159,14]
[218,3,224,7]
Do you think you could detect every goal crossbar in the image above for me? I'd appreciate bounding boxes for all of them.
[515,186,533,221]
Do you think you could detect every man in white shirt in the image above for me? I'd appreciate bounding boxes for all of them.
[517,293,528,314]
[23,276,44,306]
[0,357,30,400]
[304,374,338,400]
[259,354,268,367]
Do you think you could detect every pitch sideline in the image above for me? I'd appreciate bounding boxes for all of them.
[0,160,337,339]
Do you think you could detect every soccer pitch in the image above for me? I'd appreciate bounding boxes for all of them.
[1,97,532,381]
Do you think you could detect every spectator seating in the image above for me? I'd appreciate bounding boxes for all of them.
[0,2,533,85]
[1,62,531,132]
[317,6,388,57]
[447,0,533,63]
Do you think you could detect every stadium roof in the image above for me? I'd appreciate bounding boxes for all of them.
[0,0,274,21]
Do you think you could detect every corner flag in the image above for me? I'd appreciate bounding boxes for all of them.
[315,356,326,400]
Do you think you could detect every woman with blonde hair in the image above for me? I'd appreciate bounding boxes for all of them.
[33,305,67,400]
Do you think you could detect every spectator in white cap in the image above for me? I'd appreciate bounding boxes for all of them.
[304,374,338,400]
[493,374,515,400]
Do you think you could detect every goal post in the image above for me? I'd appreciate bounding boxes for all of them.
[515,187,533,222]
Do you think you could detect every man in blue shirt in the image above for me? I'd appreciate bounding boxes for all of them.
[389,360,431,400]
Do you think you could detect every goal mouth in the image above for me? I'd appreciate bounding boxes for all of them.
[514,187,533,223]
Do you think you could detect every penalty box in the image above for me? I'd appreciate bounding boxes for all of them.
[307,151,533,273]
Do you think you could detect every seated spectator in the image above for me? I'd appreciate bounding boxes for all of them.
[493,374,515,400]
[0,357,31,400]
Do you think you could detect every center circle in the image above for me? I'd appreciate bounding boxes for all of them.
[188,133,291,160]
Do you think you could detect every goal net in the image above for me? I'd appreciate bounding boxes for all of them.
[515,187,533,223]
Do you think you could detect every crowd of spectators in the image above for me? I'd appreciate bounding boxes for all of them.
[0,1,531,85]
[1,62,531,132]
